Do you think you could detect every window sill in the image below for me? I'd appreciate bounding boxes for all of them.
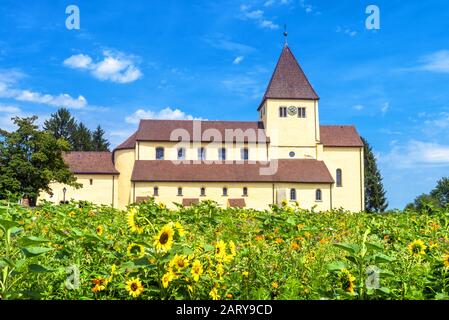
[315,200,323,203]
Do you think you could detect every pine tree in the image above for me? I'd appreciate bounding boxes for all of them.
[43,108,77,148]
[362,137,388,213]
[91,125,110,151]
[72,123,92,151]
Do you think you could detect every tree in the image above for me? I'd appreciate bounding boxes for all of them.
[0,116,79,204]
[91,125,110,151]
[72,122,92,151]
[430,177,449,207]
[362,137,388,213]
[43,108,77,148]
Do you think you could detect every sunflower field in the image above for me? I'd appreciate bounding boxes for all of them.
[1,199,449,300]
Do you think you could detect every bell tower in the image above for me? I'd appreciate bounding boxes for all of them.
[259,43,320,160]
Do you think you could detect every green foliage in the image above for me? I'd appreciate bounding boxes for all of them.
[0,117,79,203]
[407,177,449,212]
[44,108,110,152]
[1,199,449,300]
[362,137,388,213]
[91,126,110,152]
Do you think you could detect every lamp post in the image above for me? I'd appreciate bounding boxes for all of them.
[63,187,67,203]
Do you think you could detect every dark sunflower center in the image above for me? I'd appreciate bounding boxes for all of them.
[216,248,221,255]
[159,232,169,244]
[412,245,420,253]
[131,283,138,291]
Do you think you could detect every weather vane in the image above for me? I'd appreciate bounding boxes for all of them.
[283,24,288,46]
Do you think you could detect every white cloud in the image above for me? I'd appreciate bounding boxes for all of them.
[240,5,279,30]
[381,140,449,169]
[0,104,21,113]
[300,0,313,13]
[222,76,264,99]
[63,54,92,69]
[336,26,357,37]
[353,104,364,111]
[125,107,202,124]
[381,102,390,114]
[64,50,142,84]
[233,56,245,65]
[417,50,449,73]
[424,112,449,128]
[204,35,256,55]
[0,70,88,109]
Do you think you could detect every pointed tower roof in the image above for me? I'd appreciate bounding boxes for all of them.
[259,45,319,109]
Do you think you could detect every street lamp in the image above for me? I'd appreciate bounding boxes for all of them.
[63,187,67,203]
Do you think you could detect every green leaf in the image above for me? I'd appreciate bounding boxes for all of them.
[345,255,359,265]
[379,269,395,277]
[0,219,19,232]
[327,261,347,272]
[366,242,383,251]
[21,247,54,258]
[19,236,50,247]
[377,287,391,294]
[203,244,214,252]
[334,243,360,254]
[28,264,56,273]
[20,290,43,300]
[435,293,449,300]
[373,253,395,264]
[286,216,296,226]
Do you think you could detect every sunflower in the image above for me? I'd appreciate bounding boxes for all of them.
[271,282,279,289]
[127,243,145,259]
[191,260,203,282]
[408,239,427,257]
[154,224,175,252]
[209,287,219,300]
[228,240,236,257]
[242,271,249,277]
[170,254,189,271]
[127,208,144,234]
[96,225,103,236]
[92,277,108,293]
[216,263,224,279]
[108,265,117,282]
[443,254,449,268]
[215,240,227,261]
[175,222,185,237]
[159,203,166,209]
[290,241,300,251]
[162,271,175,288]
[339,269,356,294]
[281,200,288,207]
[125,278,144,298]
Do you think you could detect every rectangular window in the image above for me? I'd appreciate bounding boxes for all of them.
[153,186,159,196]
[241,148,249,161]
[219,148,226,161]
[89,179,93,185]
[198,147,206,161]
[177,148,185,160]
[200,187,206,197]
[177,187,183,196]
[243,187,248,197]
[222,187,228,196]
[298,107,306,118]
[279,106,287,118]
[156,147,164,160]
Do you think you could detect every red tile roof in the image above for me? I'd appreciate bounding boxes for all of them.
[259,45,319,110]
[228,198,246,208]
[63,152,119,175]
[114,121,362,149]
[182,198,199,206]
[131,159,334,183]
[134,120,268,143]
[320,126,364,147]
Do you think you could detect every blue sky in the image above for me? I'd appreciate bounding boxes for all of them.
[1,0,449,209]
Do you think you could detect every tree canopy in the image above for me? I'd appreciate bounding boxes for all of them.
[0,116,79,204]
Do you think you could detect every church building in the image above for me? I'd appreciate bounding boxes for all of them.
[39,43,365,212]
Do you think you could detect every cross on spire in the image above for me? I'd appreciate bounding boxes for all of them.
[283,24,288,46]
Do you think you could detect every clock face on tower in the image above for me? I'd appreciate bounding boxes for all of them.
[288,106,297,116]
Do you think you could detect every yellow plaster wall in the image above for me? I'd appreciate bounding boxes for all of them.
[38,174,118,207]
[321,147,364,212]
[263,99,320,147]
[133,182,331,211]
[114,149,135,209]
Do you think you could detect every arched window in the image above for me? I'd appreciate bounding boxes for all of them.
[219,148,226,161]
[177,187,183,196]
[316,189,322,201]
[223,187,228,196]
[153,186,159,196]
[200,187,206,196]
[198,147,206,161]
[243,187,248,197]
[156,147,165,160]
[241,148,249,161]
[177,148,185,160]
[336,169,343,187]
[290,189,297,201]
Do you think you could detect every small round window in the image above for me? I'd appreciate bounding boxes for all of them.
[289,151,296,158]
